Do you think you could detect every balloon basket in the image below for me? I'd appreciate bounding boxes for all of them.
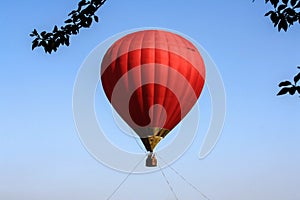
[145,152,157,167]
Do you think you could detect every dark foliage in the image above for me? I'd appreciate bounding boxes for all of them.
[260,0,300,97]
[30,0,106,54]
[277,66,300,96]
[264,0,300,31]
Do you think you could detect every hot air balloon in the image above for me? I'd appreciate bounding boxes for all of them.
[101,29,205,167]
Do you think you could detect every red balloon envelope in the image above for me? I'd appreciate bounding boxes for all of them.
[101,30,205,153]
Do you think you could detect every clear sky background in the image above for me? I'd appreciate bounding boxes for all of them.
[1,0,300,200]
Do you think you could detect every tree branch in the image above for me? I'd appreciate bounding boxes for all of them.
[30,0,107,54]
[264,0,300,32]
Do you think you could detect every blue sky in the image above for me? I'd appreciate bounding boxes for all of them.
[1,0,300,199]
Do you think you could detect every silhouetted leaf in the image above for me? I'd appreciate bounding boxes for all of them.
[277,4,287,11]
[279,80,292,87]
[65,37,70,46]
[45,33,52,38]
[271,12,279,26]
[32,40,38,50]
[72,28,78,35]
[278,18,288,31]
[44,44,53,54]
[53,25,58,32]
[287,16,295,25]
[265,11,274,16]
[289,86,296,95]
[88,17,93,25]
[68,10,77,16]
[297,66,300,69]
[294,72,300,84]
[41,31,46,36]
[296,86,300,93]
[85,5,96,13]
[291,0,298,7]
[277,87,290,95]
[40,40,46,47]
[32,29,38,35]
[81,17,93,27]
[282,0,289,4]
[29,30,39,37]
[285,8,296,16]
[270,0,279,8]
[64,19,73,23]
[78,0,88,9]
[94,15,99,22]
[295,1,300,8]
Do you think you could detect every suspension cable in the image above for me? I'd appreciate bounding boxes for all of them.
[158,163,179,200]
[157,154,211,200]
[106,154,147,200]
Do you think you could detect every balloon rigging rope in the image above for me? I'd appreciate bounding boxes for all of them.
[157,155,211,200]
[107,134,210,199]
[106,154,147,200]
[158,163,179,200]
